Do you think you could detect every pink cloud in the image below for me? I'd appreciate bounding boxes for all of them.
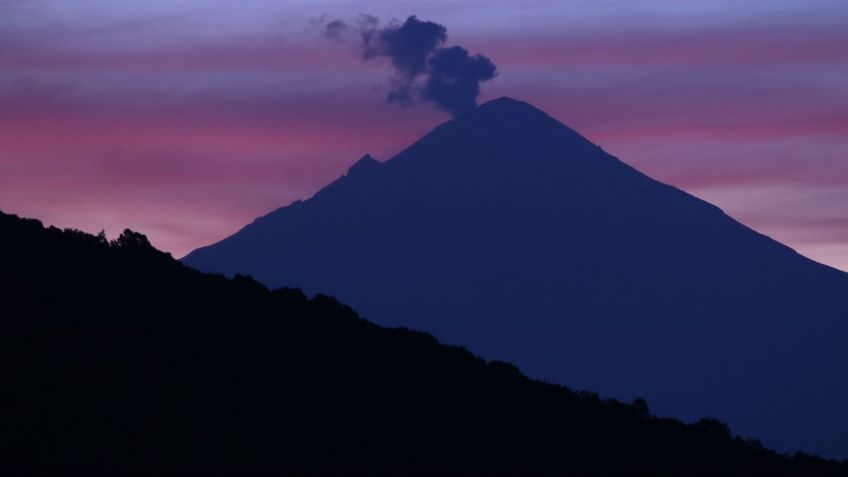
[1,4,846,269]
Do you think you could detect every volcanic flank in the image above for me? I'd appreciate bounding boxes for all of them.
[184,97,848,458]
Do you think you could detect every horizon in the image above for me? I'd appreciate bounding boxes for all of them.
[1,0,846,270]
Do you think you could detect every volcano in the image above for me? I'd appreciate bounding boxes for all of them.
[183,97,848,457]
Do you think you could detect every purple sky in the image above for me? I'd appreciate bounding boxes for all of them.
[1,0,846,269]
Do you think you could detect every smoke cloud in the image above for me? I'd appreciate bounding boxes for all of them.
[423,46,497,117]
[319,15,498,117]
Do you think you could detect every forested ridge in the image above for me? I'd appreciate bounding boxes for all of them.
[1,210,845,476]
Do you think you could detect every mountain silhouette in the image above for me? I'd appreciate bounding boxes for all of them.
[183,97,848,458]
[2,209,847,476]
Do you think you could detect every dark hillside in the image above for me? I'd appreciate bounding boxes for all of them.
[1,210,845,476]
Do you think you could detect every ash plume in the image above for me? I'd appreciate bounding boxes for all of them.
[318,15,498,117]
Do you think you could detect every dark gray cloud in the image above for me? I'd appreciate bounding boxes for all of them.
[362,15,447,106]
[423,46,498,117]
[318,15,498,117]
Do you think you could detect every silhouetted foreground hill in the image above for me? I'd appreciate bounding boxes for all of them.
[183,97,848,457]
[1,211,845,477]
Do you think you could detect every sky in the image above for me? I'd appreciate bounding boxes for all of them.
[1,0,846,270]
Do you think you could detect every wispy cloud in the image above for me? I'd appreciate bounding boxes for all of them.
[0,0,846,267]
